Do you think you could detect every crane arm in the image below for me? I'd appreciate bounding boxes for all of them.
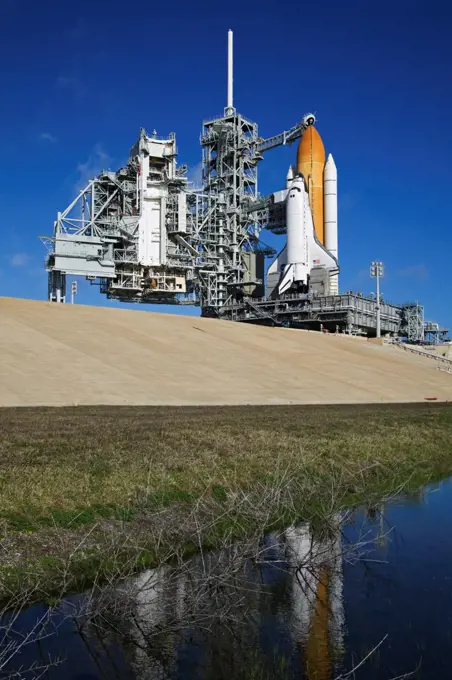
[257,124,304,153]
[256,113,316,153]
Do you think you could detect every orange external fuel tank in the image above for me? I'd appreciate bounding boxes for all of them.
[296,126,326,245]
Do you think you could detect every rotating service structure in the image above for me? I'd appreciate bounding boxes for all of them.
[41,30,325,314]
[41,30,438,342]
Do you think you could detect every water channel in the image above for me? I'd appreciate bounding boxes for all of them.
[3,477,452,679]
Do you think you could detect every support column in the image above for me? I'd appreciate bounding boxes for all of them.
[48,271,67,303]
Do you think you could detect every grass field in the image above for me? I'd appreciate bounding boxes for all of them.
[1,403,452,601]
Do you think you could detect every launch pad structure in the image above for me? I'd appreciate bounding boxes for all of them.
[41,31,446,344]
[41,65,308,314]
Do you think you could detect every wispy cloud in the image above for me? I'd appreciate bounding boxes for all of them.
[339,192,359,212]
[55,75,75,88]
[187,161,203,189]
[4,252,46,281]
[67,20,88,43]
[10,252,31,267]
[355,268,370,283]
[75,144,111,191]
[39,132,57,143]
[397,264,428,282]
[55,75,86,100]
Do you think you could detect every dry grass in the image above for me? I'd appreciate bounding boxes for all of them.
[0,403,451,528]
[0,403,451,601]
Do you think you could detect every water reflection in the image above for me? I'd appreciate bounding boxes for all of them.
[1,517,347,679]
[3,479,452,679]
[101,520,345,679]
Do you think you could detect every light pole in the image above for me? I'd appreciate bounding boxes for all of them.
[71,280,78,305]
[370,261,384,338]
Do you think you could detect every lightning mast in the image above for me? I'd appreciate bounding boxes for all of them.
[199,29,265,313]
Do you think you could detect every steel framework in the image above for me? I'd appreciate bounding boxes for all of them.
[42,113,310,313]
[199,109,267,312]
[40,30,442,343]
[215,292,403,336]
[42,130,202,304]
[423,321,449,344]
[41,127,437,342]
[40,32,314,313]
[400,303,425,343]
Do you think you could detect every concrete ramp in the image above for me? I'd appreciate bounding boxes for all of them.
[1,297,451,406]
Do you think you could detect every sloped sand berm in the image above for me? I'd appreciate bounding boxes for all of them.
[1,296,451,406]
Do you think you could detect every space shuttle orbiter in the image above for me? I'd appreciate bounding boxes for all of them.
[266,119,339,297]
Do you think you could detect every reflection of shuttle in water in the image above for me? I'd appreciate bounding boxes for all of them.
[285,521,344,678]
[131,566,188,679]
[123,521,344,678]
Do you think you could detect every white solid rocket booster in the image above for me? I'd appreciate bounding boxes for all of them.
[324,153,338,294]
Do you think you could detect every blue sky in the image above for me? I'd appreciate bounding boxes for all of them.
[0,0,450,327]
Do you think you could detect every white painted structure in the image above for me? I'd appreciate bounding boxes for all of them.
[324,153,338,294]
[137,135,174,268]
[43,30,340,315]
[226,29,234,113]
[286,164,294,189]
[267,175,338,296]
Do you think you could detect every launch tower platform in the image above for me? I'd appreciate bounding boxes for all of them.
[213,293,414,338]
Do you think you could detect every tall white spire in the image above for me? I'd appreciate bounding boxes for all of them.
[226,30,235,113]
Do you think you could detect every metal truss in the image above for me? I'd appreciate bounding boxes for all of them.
[40,122,436,343]
[214,293,403,336]
[200,111,268,312]
[401,303,425,343]
[42,131,206,305]
[423,321,449,345]
[54,171,130,239]
[42,96,318,312]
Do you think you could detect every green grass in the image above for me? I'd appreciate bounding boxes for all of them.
[1,403,452,602]
[1,403,451,527]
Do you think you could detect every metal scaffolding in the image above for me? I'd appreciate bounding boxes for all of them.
[40,125,438,341]
[400,303,425,343]
[423,321,449,344]
[40,32,312,314]
[42,129,201,305]
[216,293,403,336]
[41,113,310,313]
[199,110,263,312]
[40,31,443,343]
